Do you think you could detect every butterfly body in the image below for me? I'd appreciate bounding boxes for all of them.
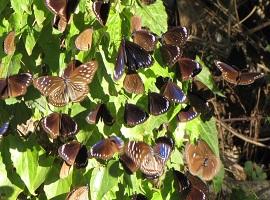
[34,60,98,107]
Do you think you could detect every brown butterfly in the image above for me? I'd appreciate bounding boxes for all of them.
[65,186,89,200]
[33,60,98,107]
[3,31,16,55]
[123,71,144,94]
[0,73,32,99]
[185,140,221,181]
[214,60,264,85]
[75,28,93,51]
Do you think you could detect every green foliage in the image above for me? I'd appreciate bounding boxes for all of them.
[0,0,222,199]
[244,161,267,181]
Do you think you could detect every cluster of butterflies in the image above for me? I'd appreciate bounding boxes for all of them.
[0,0,265,199]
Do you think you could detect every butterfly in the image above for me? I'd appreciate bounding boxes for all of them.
[41,112,78,139]
[85,103,114,126]
[65,186,89,200]
[33,60,98,107]
[160,44,182,66]
[123,71,144,94]
[148,92,170,116]
[161,26,189,47]
[58,140,88,168]
[89,136,124,160]
[174,170,209,200]
[45,0,79,32]
[185,140,221,181]
[75,28,93,51]
[124,103,149,126]
[214,60,264,85]
[177,105,198,122]
[132,29,158,53]
[3,31,16,55]
[120,137,173,179]
[177,58,202,81]
[92,0,111,26]
[114,39,154,80]
[0,73,32,99]
[160,80,187,104]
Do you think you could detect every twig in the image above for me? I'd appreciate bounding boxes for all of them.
[232,6,257,28]
[216,119,270,150]
[248,20,270,34]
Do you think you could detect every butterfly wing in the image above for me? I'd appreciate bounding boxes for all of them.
[238,72,264,85]
[148,92,170,116]
[0,122,9,136]
[60,114,79,138]
[214,60,239,84]
[45,0,67,17]
[92,0,111,26]
[178,58,202,81]
[65,186,89,200]
[123,72,144,94]
[41,112,61,139]
[125,40,154,71]
[132,29,158,52]
[114,40,126,80]
[161,26,188,46]
[4,31,16,55]
[58,141,81,165]
[75,28,93,51]
[177,105,198,122]
[161,81,186,103]
[124,103,149,126]
[7,73,32,98]
[0,78,9,99]
[160,44,182,66]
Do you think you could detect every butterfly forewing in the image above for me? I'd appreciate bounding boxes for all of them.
[214,60,239,84]
[124,103,149,126]
[0,122,9,136]
[162,26,188,46]
[90,136,124,160]
[132,29,158,52]
[41,112,61,139]
[60,114,78,138]
[238,72,264,85]
[0,73,32,99]
[114,40,126,80]
[58,141,81,165]
[160,44,182,66]
[75,28,93,51]
[161,81,187,103]
[74,145,88,168]
[125,40,154,71]
[4,31,16,55]
[92,0,111,26]
[45,0,67,17]
[123,72,144,94]
[177,105,198,122]
[148,92,170,116]
[178,58,202,81]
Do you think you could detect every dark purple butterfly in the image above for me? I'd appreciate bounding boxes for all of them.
[0,73,32,99]
[0,121,9,136]
[148,92,170,116]
[92,0,111,26]
[89,136,124,160]
[132,29,158,52]
[131,194,148,200]
[161,26,188,47]
[85,103,114,126]
[174,170,209,200]
[33,60,98,107]
[161,81,187,103]
[124,103,149,126]
[123,71,144,94]
[177,105,198,122]
[160,44,182,66]
[58,140,88,168]
[113,39,154,80]
[214,60,264,85]
[177,58,202,81]
[41,112,78,139]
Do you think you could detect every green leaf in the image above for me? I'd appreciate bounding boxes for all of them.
[90,160,119,200]
[10,0,32,14]
[24,28,37,55]
[9,135,54,195]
